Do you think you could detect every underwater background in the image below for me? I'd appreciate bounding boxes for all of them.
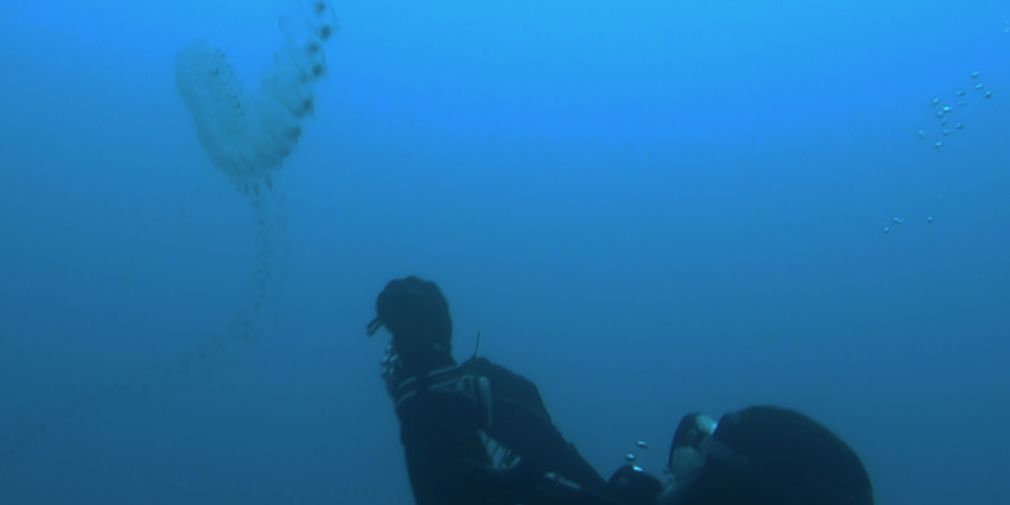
[1,0,1009,503]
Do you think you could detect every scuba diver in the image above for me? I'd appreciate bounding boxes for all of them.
[367,276,874,505]
[366,276,607,505]
[539,406,874,505]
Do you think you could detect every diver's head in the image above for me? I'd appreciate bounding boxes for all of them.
[663,406,873,505]
[367,276,453,360]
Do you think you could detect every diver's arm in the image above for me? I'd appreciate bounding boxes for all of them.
[473,358,607,491]
[531,471,629,505]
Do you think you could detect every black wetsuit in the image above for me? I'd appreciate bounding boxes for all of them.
[390,356,606,505]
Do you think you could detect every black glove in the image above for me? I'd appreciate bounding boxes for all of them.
[606,464,662,505]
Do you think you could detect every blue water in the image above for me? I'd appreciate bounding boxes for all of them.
[1,0,1008,503]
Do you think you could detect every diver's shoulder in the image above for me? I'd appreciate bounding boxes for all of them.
[464,356,522,377]
[463,356,541,394]
[462,355,500,374]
